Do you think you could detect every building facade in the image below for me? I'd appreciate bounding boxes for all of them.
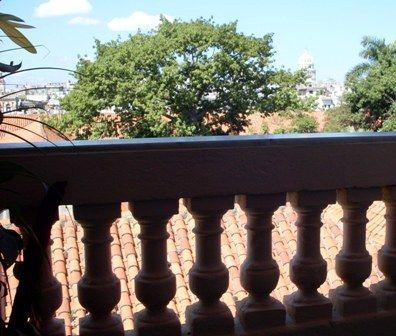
[297,50,345,110]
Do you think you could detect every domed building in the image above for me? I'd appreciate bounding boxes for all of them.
[297,50,345,111]
[298,49,316,84]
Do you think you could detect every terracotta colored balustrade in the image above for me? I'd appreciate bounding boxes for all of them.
[2,134,396,335]
[373,187,396,310]
[330,188,380,317]
[236,193,286,332]
[75,204,124,336]
[285,191,335,322]
[130,199,181,336]
[34,246,65,336]
[184,196,234,336]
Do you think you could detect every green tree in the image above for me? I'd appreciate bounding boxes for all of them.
[290,113,318,133]
[323,105,361,132]
[345,36,396,131]
[60,18,311,139]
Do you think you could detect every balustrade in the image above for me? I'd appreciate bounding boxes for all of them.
[130,199,181,336]
[285,191,335,322]
[236,193,286,331]
[184,196,234,336]
[330,188,380,317]
[74,204,124,336]
[8,207,65,336]
[2,134,396,335]
[372,187,396,310]
[33,246,65,336]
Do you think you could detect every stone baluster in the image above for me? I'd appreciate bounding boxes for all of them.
[8,207,65,335]
[33,245,65,335]
[285,191,335,323]
[74,204,124,336]
[184,196,234,336]
[130,199,181,336]
[236,193,286,331]
[372,187,396,310]
[330,188,379,317]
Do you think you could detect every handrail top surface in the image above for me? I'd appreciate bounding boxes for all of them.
[1,132,396,206]
[1,132,396,155]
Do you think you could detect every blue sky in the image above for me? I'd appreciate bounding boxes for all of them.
[1,0,395,86]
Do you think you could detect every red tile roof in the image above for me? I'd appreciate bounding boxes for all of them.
[0,114,66,143]
[3,201,386,335]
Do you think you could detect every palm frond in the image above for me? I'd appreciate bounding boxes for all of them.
[0,13,36,54]
[360,36,386,62]
[0,13,36,53]
[345,62,370,83]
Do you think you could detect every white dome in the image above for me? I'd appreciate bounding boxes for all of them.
[298,50,314,69]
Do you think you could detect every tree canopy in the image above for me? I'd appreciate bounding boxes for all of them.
[60,18,312,139]
[345,36,396,131]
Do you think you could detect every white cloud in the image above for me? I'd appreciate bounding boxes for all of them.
[34,0,92,18]
[107,11,173,32]
[68,16,100,26]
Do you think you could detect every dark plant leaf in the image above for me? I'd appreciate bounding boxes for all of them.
[0,227,23,269]
[0,61,21,73]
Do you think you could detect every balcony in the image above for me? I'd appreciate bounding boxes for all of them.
[1,133,396,336]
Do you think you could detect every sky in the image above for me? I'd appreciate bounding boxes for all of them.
[1,0,395,86]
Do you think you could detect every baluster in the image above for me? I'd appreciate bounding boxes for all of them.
[184,196,234,336]
[284,191,335,323]
[33,245,65,335]
[130,199,181,336]
[236,194,285,331]
[74,204,124,336]
[330,188,379,317]
[9,207,65,335]
[372,187,396,310]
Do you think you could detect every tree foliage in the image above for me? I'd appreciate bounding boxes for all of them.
[345,36,396,131]
[290,113,318,133]
[323,105,361,132]
[60,18,312,138]
[273,112,318,134]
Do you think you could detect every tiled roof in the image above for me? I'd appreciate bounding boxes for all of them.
[3,201,386,335]
[0,114,65,143]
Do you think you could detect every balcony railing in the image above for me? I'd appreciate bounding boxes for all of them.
[1,133,396,336]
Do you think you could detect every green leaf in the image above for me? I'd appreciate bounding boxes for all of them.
[0,12,36,53]
[0,13,25,23]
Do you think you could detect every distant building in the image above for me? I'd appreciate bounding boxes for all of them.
[297,50,345,111]
[0,74,5,94]
[0,79,75,115]
[298,50,316,84]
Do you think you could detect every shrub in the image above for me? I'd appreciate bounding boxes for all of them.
[380,115,396,132]
[323,105,362,132]
[261,122,269,134]
[273,127,290,134]
[291,113,318,133]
